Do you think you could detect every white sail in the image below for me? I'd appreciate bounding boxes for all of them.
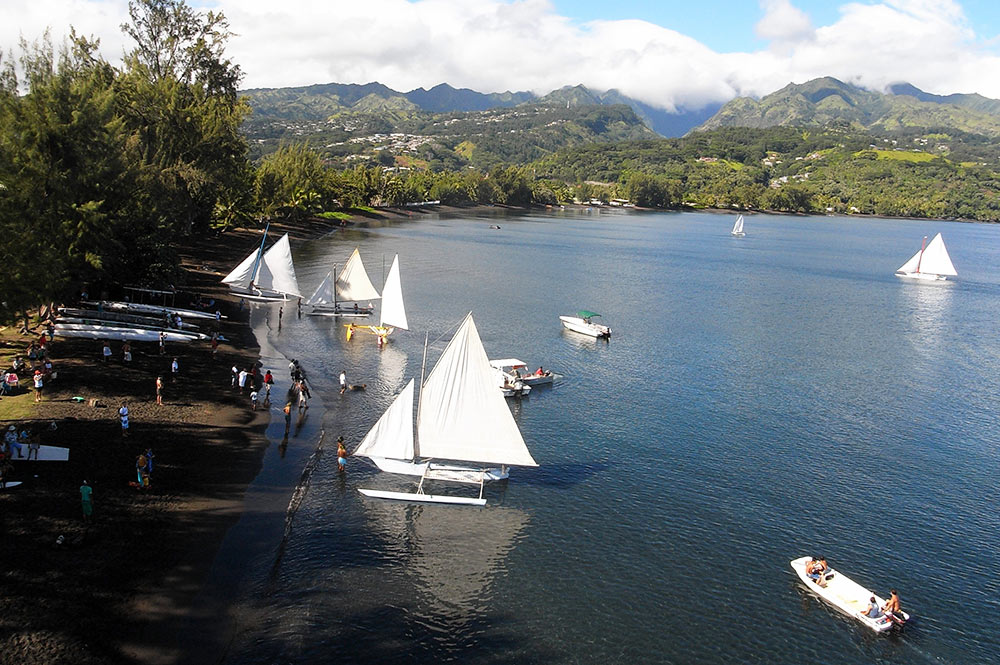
[337,248,382,302]
[379,254,408,329]
[918,233,957,276]
[355,380,415,460]
[306,271,335,306]
[897,233,957,277]
[731,214,744,235]
[417,313,537,467]
[222,247,260,288]
[257,233,302,297]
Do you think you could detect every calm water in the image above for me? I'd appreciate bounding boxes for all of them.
[200,210,1000,664]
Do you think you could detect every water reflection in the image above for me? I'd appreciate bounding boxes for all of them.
[363,502,530,616]
[899,281,954,353]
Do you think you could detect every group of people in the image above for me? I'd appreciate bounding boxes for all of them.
[806,556,903,622]
[3,333,55,401]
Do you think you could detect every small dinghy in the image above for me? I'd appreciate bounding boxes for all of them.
[790,556,909,632]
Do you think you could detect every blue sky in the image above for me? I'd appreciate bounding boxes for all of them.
[553,0,999,51]
[5,1,1000,109]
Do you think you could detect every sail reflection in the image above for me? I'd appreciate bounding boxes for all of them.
[901,281,954,342]
[376,343,408,394]
[362,502,530,616]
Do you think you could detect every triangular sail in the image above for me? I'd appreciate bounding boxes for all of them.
[919,233,957,276]
[379,255,408,329]
[258,234,302,297]
[337,248,382,302]
[732,215,744,234]
[417,313,537,467]
[306,271,335,306]
[355,380,415,460]
[897,246,923,274]
[222,248,261,288]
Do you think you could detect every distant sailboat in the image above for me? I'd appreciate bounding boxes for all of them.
[345,254,408,346]
[306,248,381,317]
[895,233,957,281]
[222,226,302,301]
[731,214,746,237]
[355,313,538,505]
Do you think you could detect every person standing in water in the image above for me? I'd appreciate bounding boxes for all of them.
[337,436,348,471]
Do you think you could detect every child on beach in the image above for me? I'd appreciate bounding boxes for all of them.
[250,389,259,411]
[337,436,348,472]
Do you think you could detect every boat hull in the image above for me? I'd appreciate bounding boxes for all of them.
[895,271,948,281]
[790,556,909,632]
[358,488,486,506]
[559,316,611,338]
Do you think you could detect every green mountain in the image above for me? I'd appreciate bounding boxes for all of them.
[698,77,1000,137]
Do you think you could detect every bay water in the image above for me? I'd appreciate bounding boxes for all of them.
[203,210,1000,664]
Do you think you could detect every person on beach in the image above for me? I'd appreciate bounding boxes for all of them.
[102,342,112,363]
[159,331,166,355]
[145,448,154,477]
[123,341,132,363]
[337,436,348,472]
[136,452,149,489]
[278,306,283,330]
[171,357,179,381]
[264,369,274,396]
[211,332,219,359]
[27,433,40,460]
[80,480,93,522]
[339,370,347,394]
[33,369,43,402]
[5,425,24,458]
[231,365,239,389]
[156,376,164,405]
[297,381,309,411]
[119,403,130,438]
[238,368,249,394]
[283,402,292,434]
[297,298,302,318]
[250,389,259,411]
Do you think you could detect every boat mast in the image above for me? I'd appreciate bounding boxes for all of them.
[414,332,429,459]
[915,235,927,274]
[248,221,270,291]
[332,263,338,311]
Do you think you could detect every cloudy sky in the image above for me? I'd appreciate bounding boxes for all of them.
[3,0,1000,112]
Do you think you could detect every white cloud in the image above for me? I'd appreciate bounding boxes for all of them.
[2,0,999,113]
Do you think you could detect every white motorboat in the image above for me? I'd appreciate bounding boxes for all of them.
[307,247,380,317]
[731,213,746,237]
[355,313,538,505]
[895,233,957,281]
[790,556,909,633]
[222,225,302,301]
[559,310,611,338]
[490,358,554,388]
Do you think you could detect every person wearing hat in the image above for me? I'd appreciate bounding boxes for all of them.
[5,425,24,458]
[337,436,348,472]
[33,369,43,402]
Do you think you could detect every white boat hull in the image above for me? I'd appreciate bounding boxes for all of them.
[84,301,220,320]
[57,318,207,339]
[559,316,611,338]
[54,325,198,343]
[1,482,22,490]
[895,271,948,281]
[24,445,69,461]
[790,556,909,632]
[358,488,486,506]
[731,231,745,237]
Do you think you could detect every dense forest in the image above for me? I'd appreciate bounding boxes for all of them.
[3,0,1000,324]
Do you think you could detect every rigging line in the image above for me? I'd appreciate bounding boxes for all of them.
[268,428,327,584]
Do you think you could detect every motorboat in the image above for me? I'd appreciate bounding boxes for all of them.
[790,556,909,633]
[490,359,554,387]
[559,311,611,338]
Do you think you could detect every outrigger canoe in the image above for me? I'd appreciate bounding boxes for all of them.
[790,556,909,632]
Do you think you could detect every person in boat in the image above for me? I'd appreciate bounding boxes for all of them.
[805,557,821,583]
[535,366,545,376]
[864,596,883,619]
[882,589,901,616]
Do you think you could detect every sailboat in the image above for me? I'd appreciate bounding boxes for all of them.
[895,233,957,281]
[731,214,746,237]
[306,248,381,317]
[345,254,407,346]
[222,226,302,301]
[355,313,538,505]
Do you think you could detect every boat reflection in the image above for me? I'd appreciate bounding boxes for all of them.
[362,501,530,616]
[900,279,954,349]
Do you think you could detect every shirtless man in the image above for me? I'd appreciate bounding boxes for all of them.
[882,589,901,616]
